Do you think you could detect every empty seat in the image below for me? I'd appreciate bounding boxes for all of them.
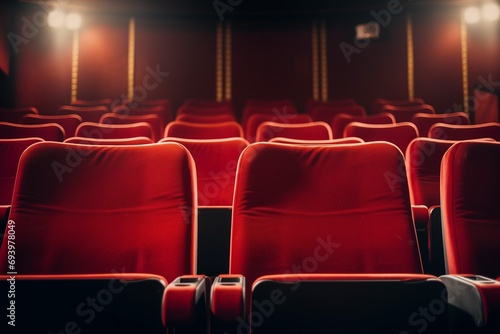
[22,114,83,139]
[269,137,364,145]
[0,138,43,205]
[176,113,236,124]
[306,98,357,114]
[440,140,500,333]
[371,98,425,114]
[245,113,312,143]
[256,121,332,142]
[429,122,500,141]
[216,141,438,331]
[344,122,419,154]
[100,113,162,142]
[177,105,235,118]
[331,112,395,139]
[0,107,38,123]
[75,122,154,140]
[0,122,65,141]
[71,98,113,108]
[113,104,173,126]
[160,137,248,206]
[59,105,110,123]
[380,104,435,123]
[0,142,196,282]
[164,121,243,139]
[310,105,366,124]
[411,112,470,138]
[241,102,298,132]
[64,136,153,145]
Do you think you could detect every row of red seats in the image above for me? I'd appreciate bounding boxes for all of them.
[1,140,499,333]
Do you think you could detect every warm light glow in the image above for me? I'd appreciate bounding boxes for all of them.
[482,3,500,21]
[66,13,82,30]
[48,10,65,28]
[464,7,481,24]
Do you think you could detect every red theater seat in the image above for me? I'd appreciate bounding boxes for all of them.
[209,142,448,333]
[429,122,500,141]
[64,136,153,145]
[72,98,113,108]
[113,104,173,127]
[160,137,248,206]
[0,142,196,282]
[177,105,234,118]
[310,105,366,124]
[256,121,332,142]
[59,105,110,123]
[411,112,470,138]
[344,122,419,154]
[331,112,395,139]
[241,101,298,132]
[245,113,312,142]
[380,104,435,123]
[100,113,162,142]
[0,122,65,141]
[165,121,243,139]
[75,122,154,140]
[176,113,236,124]
[269,137,364,144]
[371,98,425,114]
[22,114,82,139]
[306,98,357,114]
[0,107,38,123]
[440,140,500,333]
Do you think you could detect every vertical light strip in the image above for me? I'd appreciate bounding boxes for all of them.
[406,14,415,101]
[127,17,136,102]
[320,20,328,102]
[224,22,232,101]
[460,14,469,115]
[216,22,223,102]
[312,21,320,101]
[70,30,79,104]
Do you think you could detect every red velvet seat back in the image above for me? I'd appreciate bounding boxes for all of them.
[241,103,298,132]
[75,122,154,140]
[306,98,357,114]
[310,105,366,124]
[0,142,196,282]
[161,137,248,206]
[64,136,153,145]
[22,114,83,139]
[269,137,364,145]
[344,122,419,154]
[176,113,236,124]
[405,138,455,207]
[441,140,500,278]
[380,104,435,123]
[245,113,312,142]
[429,122,500,141]
[164,121,243,139]
[100,113,162,142]
[411,112,470,138]
[113,105,173,126]
[59,105,110,123]
[331,112,395,139]
[177,105,235,117]
[0,138,44,205]
[0,122,65,141]
[231,142,422,295]
[256,121,332,142]
[371,98,425,114]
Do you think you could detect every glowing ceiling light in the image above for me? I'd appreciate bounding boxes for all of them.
[66,13,82,30]
[464,7,481,24]
[482,3,500,21]
[48,10,65,28]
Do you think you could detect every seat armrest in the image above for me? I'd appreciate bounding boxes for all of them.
[210,274,245,332]
[163,275,211,333]
[0,205,11,247]
[440,274,500,333]
[412,205,430,230]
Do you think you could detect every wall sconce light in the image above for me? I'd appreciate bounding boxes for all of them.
[465,3,500,24]
[48,11,82,30]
